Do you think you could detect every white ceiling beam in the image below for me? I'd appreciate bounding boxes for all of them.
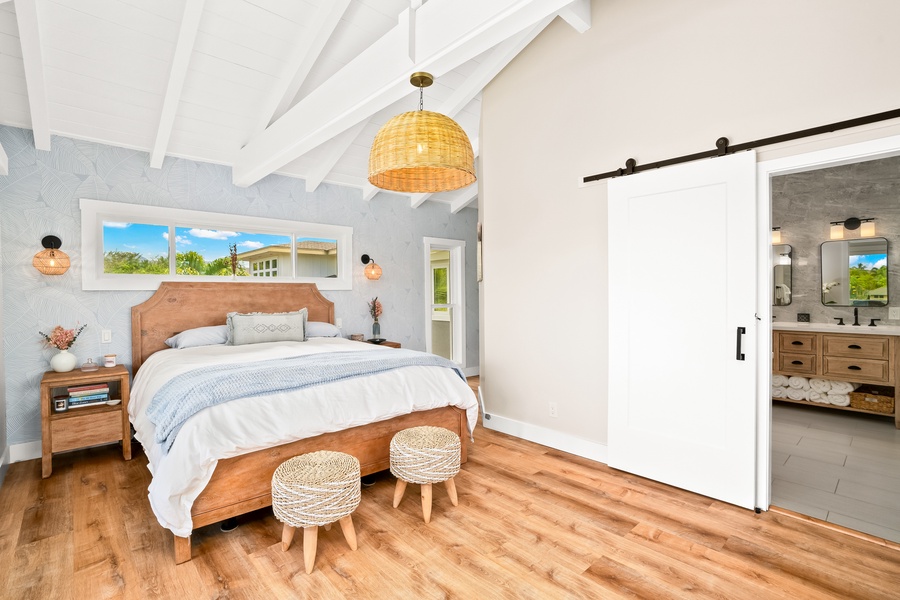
[258,0,351,133]
[304,120,368,193]
[558,0,591,33]
[150,0,205,169]
[448,183,478,213]
[410,193,429,208]
[14,0,50,150]
[0,141,8,176]
[362,184,379,202]
[233,0,587,188]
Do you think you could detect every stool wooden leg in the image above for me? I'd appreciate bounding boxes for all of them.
[421,483,433,523]
[392,479,408,508]
[339,515,357,551]
[282,524,296,551]
[324,523,332,532]
[303,526,318,574]
[444,477,459,506]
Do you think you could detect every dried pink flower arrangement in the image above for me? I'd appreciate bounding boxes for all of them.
[39,324,86,350]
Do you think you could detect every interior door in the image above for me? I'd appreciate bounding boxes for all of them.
[607,151,758,509]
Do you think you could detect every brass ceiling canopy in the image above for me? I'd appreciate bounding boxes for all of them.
[368,72,476,194]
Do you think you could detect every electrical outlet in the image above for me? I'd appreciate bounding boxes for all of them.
[335,318,343,328]
[889,307,900,321]
[101,329,112,344]
[549,402,558,418]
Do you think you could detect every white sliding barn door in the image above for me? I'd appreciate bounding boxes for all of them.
[607,151,758,509]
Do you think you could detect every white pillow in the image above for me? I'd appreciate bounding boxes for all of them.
[165,325,229,349]
[306,321,342,338]
[227,308,308,346]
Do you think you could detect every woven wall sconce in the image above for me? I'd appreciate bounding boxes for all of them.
[33,235,71,275]
[361,254,382,280]
[368,72,475,193]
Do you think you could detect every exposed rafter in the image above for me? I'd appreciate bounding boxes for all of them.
[14,0,50,150]
[233,0,588,188]
[362,184,379,202]
[150,0,205,169]
[305,120,368,193]
[558,0,590,33]
[0,141,8,176]
[256,0,351,135]
[448,183,478,213]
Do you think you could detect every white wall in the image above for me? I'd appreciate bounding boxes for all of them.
[480,0,900,450]
[0,213,7,485]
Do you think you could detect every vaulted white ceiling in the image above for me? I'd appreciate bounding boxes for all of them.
[0,0,589,209]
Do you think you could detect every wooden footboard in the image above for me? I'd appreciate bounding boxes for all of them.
[173,406,469,564]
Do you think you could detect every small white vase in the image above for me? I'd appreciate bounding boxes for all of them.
[50,349,77,373]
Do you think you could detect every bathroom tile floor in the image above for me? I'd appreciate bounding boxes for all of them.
[772,402,900,543]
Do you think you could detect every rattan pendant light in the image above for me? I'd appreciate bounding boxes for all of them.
[368,72,475,193]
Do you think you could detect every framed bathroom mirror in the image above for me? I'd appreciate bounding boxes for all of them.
[821,237,888,306]
[773,244,792,306]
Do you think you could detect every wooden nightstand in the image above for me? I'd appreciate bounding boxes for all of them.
[40,364,132,478]
[367,340,401,348]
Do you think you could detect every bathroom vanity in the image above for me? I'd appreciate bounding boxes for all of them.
[773,323,900,428]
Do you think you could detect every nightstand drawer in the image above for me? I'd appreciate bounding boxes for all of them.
[823,335,889,360]
[823,357,890,383]
[778,352,817,375]
[51,410,122,453]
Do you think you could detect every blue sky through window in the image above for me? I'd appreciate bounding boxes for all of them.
[850,253,887,269]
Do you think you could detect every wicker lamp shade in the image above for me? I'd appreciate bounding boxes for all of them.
[33,236,71,275]
[368,109,476,193]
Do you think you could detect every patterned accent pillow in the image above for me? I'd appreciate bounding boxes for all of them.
[227,308,307,346]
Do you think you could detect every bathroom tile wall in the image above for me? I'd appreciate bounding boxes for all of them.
[0,126,478,447]
[771,155,900,325]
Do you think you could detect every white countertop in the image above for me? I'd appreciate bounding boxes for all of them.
[772,322,900,335]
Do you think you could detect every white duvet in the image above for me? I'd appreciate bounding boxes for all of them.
[129,337,478,536]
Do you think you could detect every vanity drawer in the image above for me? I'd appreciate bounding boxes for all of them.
[778,352,817,375]
[778,333,817,354]
[823,356,890,383]
[823,335,890,360]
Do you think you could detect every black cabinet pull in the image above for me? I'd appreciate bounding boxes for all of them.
[791,360,803,365]
[847,365,862,370]
[848,344,862,349]
[736,327,746,361]
[791,341,804,346]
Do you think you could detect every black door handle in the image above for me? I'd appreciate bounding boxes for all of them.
[736,326,746,361]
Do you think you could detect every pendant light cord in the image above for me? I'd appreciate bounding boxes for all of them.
[419,85,424,111]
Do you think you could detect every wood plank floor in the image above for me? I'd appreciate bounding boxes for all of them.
[1,387,899,598]
[772,402,900,543]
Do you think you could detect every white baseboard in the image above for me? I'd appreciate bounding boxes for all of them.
[0,445,9,487]
[481,412,608,464]
[463,366,479,377]
[10,441,41,463]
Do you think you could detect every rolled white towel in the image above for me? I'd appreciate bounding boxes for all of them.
[830,381,854,394]
[771,386,788,398]
[788,376,808,390]
[786,388,809,401]
[809,379,832,393]
[827,393,851,406]
[808,390,825,403]
[772,375,789,387]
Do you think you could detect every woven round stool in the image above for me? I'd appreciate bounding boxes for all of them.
[390,426,461,523]
[271,450,361,573]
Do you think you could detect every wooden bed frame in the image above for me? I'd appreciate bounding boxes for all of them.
[131,282,468,564]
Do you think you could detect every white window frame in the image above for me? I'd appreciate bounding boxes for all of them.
[423,237,466,367]
[80,199,353,291]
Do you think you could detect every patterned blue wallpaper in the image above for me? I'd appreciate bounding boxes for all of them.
[0,125,478,448]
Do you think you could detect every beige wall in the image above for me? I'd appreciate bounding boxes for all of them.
[480,0,900,447]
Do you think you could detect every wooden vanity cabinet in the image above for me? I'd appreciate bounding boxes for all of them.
[773,330,899,428]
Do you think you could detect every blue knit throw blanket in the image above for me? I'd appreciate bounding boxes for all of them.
[147,348,464,453]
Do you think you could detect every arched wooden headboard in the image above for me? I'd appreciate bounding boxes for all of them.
[131,281,335,373]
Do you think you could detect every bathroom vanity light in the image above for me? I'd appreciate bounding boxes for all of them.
[830,217,875,239]
[771,227,782,244]
[361,254,382,280]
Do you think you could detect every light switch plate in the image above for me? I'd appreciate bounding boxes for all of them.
[101,329,112,344]
[335,318,342,328]
[889,307,900,320]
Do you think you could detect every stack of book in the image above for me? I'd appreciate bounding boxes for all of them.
[67,383,109,408]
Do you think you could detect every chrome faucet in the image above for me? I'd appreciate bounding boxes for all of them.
[852,307,860,326]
